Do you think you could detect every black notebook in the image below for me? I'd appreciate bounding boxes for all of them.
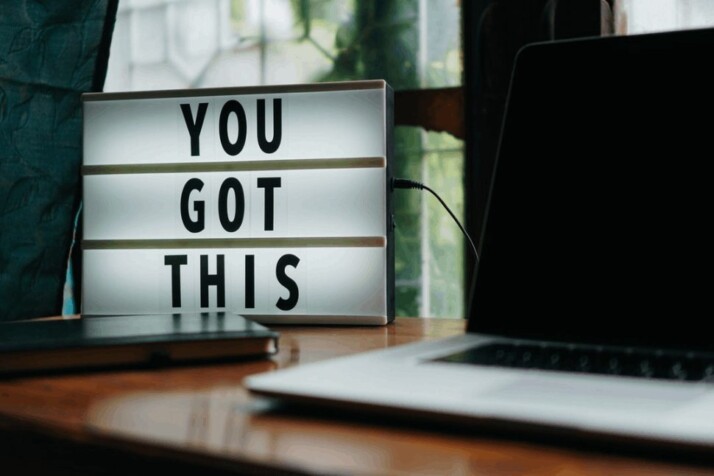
[0,313,278,376]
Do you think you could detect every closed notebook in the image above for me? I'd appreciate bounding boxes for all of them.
[0,312,278,375]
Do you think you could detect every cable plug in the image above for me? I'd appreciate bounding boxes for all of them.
[392,178,424,191]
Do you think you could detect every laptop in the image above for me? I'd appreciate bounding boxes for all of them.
[246,29,714,449]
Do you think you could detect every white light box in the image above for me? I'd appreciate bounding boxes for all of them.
[82,81,394,325]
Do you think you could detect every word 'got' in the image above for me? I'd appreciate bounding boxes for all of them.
[181,98,282,156]
[181,177,281,233]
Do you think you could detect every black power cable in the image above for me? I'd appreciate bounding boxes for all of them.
[392,177,480,319]
[392,178,479,262]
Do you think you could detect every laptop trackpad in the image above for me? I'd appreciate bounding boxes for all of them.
[481,376,706,414]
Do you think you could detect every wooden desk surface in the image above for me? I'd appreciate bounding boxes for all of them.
[0,318,712,475]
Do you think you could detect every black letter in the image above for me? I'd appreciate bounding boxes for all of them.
[180,178,205,233]
[180,103,208,156]
[218,177,245,232]
[164,255,187,307]
[219,100,247,156]
[276,254,299,311]
[257,98,282,153]
[200,255,225,308]
[257,177,281,231]
[245,255,255,309]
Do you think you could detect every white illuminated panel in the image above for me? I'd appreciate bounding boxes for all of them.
[82,248,388,323]
[83,168,386,240]
[82,81,393,324]
[84,89,386,166]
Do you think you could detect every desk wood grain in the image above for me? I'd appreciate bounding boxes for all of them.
[0,318,712,475]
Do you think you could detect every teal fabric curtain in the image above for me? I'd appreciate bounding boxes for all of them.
[0,1,117,321]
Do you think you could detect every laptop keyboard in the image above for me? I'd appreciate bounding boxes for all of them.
[435,343,714,382]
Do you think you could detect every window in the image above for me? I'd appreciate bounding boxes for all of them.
[615,0,714,35]
[102,0,465,318]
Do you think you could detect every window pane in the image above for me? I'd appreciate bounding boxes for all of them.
[615,0,714,35]
[102,0,464,318]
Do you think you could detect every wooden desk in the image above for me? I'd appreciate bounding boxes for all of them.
[0,318,711,475]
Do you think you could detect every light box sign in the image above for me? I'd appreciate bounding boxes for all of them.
[82,81,394,325]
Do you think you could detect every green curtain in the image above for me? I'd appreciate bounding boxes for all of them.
[0,1,117,321]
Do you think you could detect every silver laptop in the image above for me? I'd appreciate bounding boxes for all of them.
[247,29,714,449]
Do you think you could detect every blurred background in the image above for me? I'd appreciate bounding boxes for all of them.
[60,0,714,318]
[103,0,465,318]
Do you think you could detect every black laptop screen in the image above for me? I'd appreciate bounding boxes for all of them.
[469,29,714,351]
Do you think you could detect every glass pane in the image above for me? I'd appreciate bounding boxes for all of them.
[615,0,714,35]
[101,0,464,318]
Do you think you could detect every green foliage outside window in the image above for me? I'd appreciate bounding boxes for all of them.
[230,0,464,317]
[102,0,465,318]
